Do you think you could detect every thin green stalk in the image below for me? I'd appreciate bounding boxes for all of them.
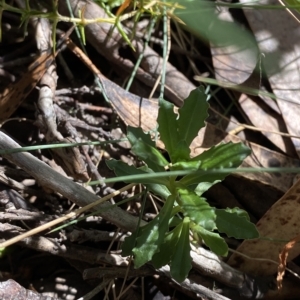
[0,139,127,155]
[159,3,168,101]
[89,167,300,185]
[125,16,158,91]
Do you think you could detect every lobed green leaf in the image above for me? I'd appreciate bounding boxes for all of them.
[106,159,169,186]
[192,142,251,169]
[177,87,209,146]
[157,99,179,162]
[127,126,155,148]
[194,225,228,256]
[171,140,191,162]
[152,222,182,268]
[178,189,216,231]
[171,160,201,172]
[180,142,251,187]
[127,126,168,172]
[170,218,192,282]
[216,208,259,239]
[123,194,176,268]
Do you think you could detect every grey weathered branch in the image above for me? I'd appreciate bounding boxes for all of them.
[0,131,139,232]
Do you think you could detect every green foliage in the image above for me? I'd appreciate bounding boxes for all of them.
[180,142,251,188]
[127,126,168,172]
[0,0,264,283]
[0,0,133,48]
[193,224,229,256]
[157,99,180,162]
[92,0,125,9]
[216,208,258,239]
[177,88,208,146]
[177,188,216,231]
[107,86,258,282]
[122,194,176,267]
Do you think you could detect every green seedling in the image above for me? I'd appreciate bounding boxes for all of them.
[107,87,259,282]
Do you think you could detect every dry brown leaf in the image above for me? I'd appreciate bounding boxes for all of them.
[211,6,258,85]
[277,234,300,289]
[237,93,297,155]
[0,27,74,123]
[228,178,300,276]
[242,0,300,157]
[0,51,54,123]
